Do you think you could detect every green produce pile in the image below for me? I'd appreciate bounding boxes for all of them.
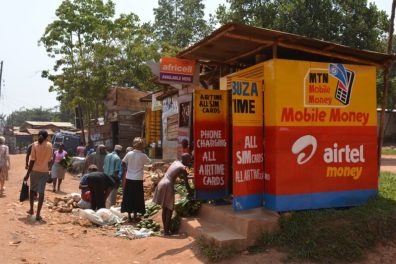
[143,203,161,219]
[59,155,72,169]
[174,184,201,217]
[136,219,161,232]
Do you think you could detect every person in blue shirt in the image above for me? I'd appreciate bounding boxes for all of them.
[103,145,122,207]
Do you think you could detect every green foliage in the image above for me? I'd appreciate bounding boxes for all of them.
[197,236,238,263]
[40,0,159,129]
[248,172,396,263]
[5,106,72,126]
[381,147,396,155]
[153,0,213,50]
[216,0,388,51]
[174,184,201,219]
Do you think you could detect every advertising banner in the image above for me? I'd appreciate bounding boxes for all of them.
[160,57,196,84]
[194,89,229,200]
[262,59,377,211]
[232,78,264,211]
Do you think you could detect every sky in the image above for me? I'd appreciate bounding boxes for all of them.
[0,0,392,116]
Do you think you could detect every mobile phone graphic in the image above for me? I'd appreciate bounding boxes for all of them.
[329,64,355,105]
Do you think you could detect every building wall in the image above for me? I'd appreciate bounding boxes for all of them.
[162,95,179,161]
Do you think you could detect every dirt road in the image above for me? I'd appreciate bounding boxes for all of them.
[0,155,395,264]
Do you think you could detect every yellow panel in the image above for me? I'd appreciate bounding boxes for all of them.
[264,59,376,127]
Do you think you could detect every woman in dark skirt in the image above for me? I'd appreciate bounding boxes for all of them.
[121,138,151,222]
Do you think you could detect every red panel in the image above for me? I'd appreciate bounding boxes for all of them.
[264,126,378,195]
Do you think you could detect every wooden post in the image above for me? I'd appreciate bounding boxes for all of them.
[378,0,396,176]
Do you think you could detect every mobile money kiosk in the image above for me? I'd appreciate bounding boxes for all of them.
[179,23,395,212]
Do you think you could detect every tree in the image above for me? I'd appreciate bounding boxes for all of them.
[40,0,158,140]
[153,0,212,51]
[5,107,69,127]
[216,0,388,51]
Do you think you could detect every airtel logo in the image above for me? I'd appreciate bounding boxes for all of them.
[291,135,318,164]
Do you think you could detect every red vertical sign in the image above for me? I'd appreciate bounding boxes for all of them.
[194,89,229,200]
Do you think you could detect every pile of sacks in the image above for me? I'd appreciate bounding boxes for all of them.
[79,207,124,226]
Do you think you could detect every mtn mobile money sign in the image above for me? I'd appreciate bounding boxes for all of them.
[160,57,196,84]
[263,59,377,212]
[194,89,229,200]
[231,78,264,211]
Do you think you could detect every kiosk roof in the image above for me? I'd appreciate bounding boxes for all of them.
[177,23,395,67]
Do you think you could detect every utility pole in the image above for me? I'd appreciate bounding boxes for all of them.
[0,61,3,97]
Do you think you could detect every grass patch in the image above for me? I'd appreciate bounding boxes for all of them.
[249,172,396,263]
[381,147,396,155]
[197,236,238,262]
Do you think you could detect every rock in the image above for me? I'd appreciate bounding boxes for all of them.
[9,240,21,246]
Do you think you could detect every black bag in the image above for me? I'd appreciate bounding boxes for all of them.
[19,181,29,202]
[47,172,53,184]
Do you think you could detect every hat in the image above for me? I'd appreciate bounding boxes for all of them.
[98,144,106,149]
[0,136,5,144]
[88,164,98,171]
[132,137,145,150]
[114,145,122,151]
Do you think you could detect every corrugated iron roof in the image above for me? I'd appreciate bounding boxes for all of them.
[26,128,55,135]
[178,23,395,67]
[24,121,75,127]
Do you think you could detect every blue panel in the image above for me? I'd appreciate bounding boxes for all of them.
[195,190,229,200]
[264,189,378,212]
[233,193,263,211]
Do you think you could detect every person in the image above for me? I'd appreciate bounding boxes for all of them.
[118,146,133,188]
[0,136,10,196]
[83,144,107,174]
[85,165,116,210]
[103,144,122,207]
[24,130,53,222]
[78,166,93,209]
[50,143,68,192]
[153,153,193,236]
[86,141,95,156]
[121,138,151,222]
[76,142,85,157]
[25,143,33,170]
[181,139,192,155]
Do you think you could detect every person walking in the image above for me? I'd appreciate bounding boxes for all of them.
[0,136,10,196]
[103,144,122,207]
[24,130,53,222]
[153,153,193,236]
[50,143,68,192]
[121,138,151,222]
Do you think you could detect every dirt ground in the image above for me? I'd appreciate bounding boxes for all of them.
[0,155,395,264]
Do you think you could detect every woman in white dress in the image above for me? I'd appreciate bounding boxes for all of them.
[0,136,10,196]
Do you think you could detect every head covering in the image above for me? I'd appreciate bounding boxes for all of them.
[0,136,5,144]
[97,144,106,150]
[126,147,133,152]
[88,164,98,172]
[114,145,122,151]
[132,137,145,150]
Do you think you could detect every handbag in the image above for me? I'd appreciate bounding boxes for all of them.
[47,172,53,184]
[19,181,29,202]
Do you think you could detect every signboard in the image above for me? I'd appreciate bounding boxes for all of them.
[151,92,162,111]
[263,59,377,211]
[194,89,229,200]
[232,78,264,211]
[160,57,196,84]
